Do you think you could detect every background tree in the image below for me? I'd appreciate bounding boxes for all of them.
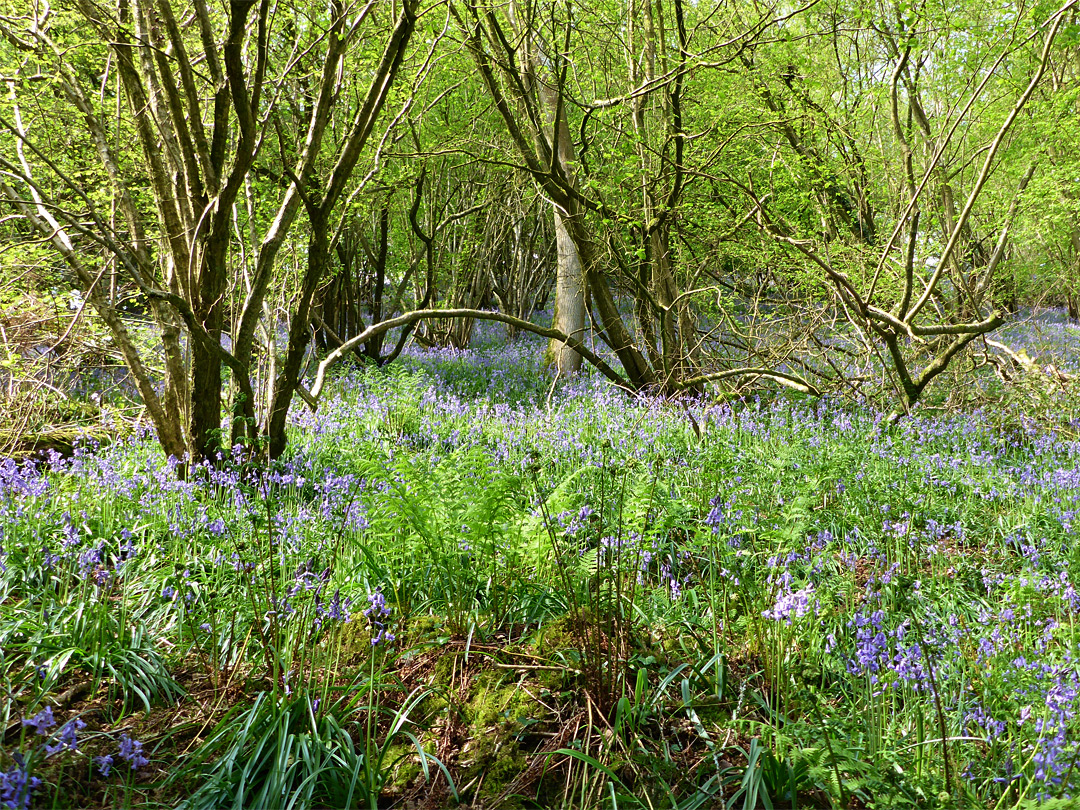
[727,0,1074,413]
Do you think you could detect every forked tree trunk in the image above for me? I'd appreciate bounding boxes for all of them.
[190,235,230,460]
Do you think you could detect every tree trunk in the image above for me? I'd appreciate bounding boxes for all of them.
[189,213,234,460]
[266,225,324,458]
[548,208,586,373]
[537,57,585,374]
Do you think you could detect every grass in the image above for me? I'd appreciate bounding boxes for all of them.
[1,316,1080,808]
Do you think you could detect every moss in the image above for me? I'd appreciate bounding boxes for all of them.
[410,614,442,637]
[530,615,581,661]
[333,618,374,666]
[456,670,538,804]
[475,670,532,726]
[382,742,424,793]
[477,746,530,805]
[431,649,457,686]
[360,628,583,804]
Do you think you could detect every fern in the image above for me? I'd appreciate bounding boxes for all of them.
[361,446,527,633]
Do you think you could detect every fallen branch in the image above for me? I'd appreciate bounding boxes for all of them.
[673,366,821,396]
[310,308,631,402]
[986,338,1075,383]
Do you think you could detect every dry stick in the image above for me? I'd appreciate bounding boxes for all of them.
[673,366,821,395]
[46,261,110,356]
[986,338,1077,382]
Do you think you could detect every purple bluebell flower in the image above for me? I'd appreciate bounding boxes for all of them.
[116,735,149,770]
[95,755,114,777]
[0,753,41,810]
[44,718,85,756]
[60,512,80,548]
[77,543,105,574]
[763,584,818,624]
[118,528,137,561]
[363,589,390,622]
[370,625,395,646]
[364,589,394,646]
[325,589,349,622]
[22,707,55,735]
[704,495,724,532]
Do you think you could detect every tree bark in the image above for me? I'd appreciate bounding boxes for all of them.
[548,208,587,374]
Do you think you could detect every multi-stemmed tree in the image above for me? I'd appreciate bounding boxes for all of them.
[1,0,421,460]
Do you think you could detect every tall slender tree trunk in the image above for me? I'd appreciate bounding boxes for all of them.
[266,220,329,459]
[548,207,586,373]
[518,0,586,375]
[539,90,585,373]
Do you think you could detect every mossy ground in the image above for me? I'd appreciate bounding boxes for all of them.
[17,616,738,809]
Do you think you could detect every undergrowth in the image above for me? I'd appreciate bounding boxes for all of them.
[2,331,1080,808]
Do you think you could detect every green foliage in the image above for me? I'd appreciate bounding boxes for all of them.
[174,685,445,810]
[3,0,1080,799]
[361,443,530,633]
[6,351,1080,806]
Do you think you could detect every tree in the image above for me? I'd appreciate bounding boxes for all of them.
[4,0,1077,454]
[453,0,701,392]
[1,0,421,460]
[1012,9,1080,319]
[728,0,1074,414]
